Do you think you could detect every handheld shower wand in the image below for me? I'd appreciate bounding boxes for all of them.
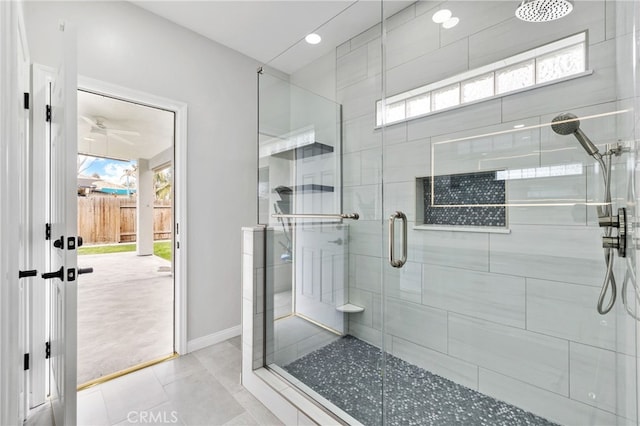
[551,113,610,216]
[551,113,622,315]
[551,113,602,160]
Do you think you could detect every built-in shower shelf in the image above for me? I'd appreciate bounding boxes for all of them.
[285,184,334,193]
[336,304,365,313]
[271,142,334,160]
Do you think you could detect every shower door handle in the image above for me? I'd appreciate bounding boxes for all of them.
[388,211,407,268]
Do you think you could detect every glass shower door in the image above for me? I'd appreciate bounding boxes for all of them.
[378,1,639,425]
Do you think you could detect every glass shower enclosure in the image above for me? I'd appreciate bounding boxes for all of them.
[256,1,640,424]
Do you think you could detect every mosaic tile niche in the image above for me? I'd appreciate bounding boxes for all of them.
[420,171,506,227]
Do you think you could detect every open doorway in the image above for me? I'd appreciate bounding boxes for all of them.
[75,90,175,387]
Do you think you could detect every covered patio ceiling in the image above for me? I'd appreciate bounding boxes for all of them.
[77,90,174,161]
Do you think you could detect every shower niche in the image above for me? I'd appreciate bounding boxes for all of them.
[417,171,507,229]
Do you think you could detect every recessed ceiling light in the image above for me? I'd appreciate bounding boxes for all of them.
[442,17,460,29]
[305,33,321,45]
[513,124,526,129]
[432,9,452,24]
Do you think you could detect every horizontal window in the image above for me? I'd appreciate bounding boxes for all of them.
[376,32,587,127]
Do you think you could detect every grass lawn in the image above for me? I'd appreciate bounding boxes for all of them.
[79,241,172,261]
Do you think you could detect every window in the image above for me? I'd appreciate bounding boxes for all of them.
[376,32,588,126]
[495,61,535,94]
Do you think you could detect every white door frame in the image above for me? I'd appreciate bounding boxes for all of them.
[77,76,188,356]
[16,3,31,421]
[0,1,25,424]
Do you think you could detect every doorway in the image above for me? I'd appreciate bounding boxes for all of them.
[75,90,175,387]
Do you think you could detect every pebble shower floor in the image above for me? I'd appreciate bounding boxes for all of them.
[284,335,558,426]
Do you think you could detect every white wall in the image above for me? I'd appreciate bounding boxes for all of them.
[23,1,258,343]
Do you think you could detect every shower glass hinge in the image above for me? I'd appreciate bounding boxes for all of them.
[600,207,627,257]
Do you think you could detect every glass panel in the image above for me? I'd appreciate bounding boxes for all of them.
[495,60,535,94]
[259,73,344,314]
[536,42,586,84]
[461,73,494,103]
[258,2,384,418]
[382,3,637,426]
[406,93,431,118]
[258,2,386,423]
[432,84,460,111]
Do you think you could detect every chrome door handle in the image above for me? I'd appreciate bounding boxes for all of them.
[388,211,407,268]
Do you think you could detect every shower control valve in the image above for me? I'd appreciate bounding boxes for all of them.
[602,236,621,249]
[600,208,627,258]
[598,208,626,229]
[598,214,619,228]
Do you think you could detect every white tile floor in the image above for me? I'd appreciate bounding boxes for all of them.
[26,337,284,426]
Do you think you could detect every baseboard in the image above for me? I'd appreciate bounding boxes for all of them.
[186,325,241,353]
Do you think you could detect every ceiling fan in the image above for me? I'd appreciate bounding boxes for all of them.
[79,115,140,145]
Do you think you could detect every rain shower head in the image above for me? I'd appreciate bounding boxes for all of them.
[551,113,600,158]
[515,0,574,22]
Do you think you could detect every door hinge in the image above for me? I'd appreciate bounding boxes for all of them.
[45,341,50,359]
[23,93,29,110]
[45,104,51,122]
[45,223,51,240]
[24,353,29,371]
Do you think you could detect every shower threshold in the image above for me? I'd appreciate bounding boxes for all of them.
[282,335,558,426]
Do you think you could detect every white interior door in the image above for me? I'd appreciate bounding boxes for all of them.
[293,147,346,332]
[46,23,77,426]
[294,223,346,332]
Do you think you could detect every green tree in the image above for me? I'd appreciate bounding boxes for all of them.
[154,167,172,200]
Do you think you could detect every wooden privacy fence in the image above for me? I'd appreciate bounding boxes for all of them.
[78,197,172,244]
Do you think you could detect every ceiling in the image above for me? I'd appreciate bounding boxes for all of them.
[77,90,174,161]
[79,1,410,161]
[133,0,412,74]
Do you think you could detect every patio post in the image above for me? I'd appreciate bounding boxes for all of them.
[136,158,154,256]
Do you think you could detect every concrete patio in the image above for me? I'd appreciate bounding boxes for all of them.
[77,251,173,386]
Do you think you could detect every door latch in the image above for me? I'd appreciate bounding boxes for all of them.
[41,267,64,280]
[18,269,38,279]
[53,236,64,250]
